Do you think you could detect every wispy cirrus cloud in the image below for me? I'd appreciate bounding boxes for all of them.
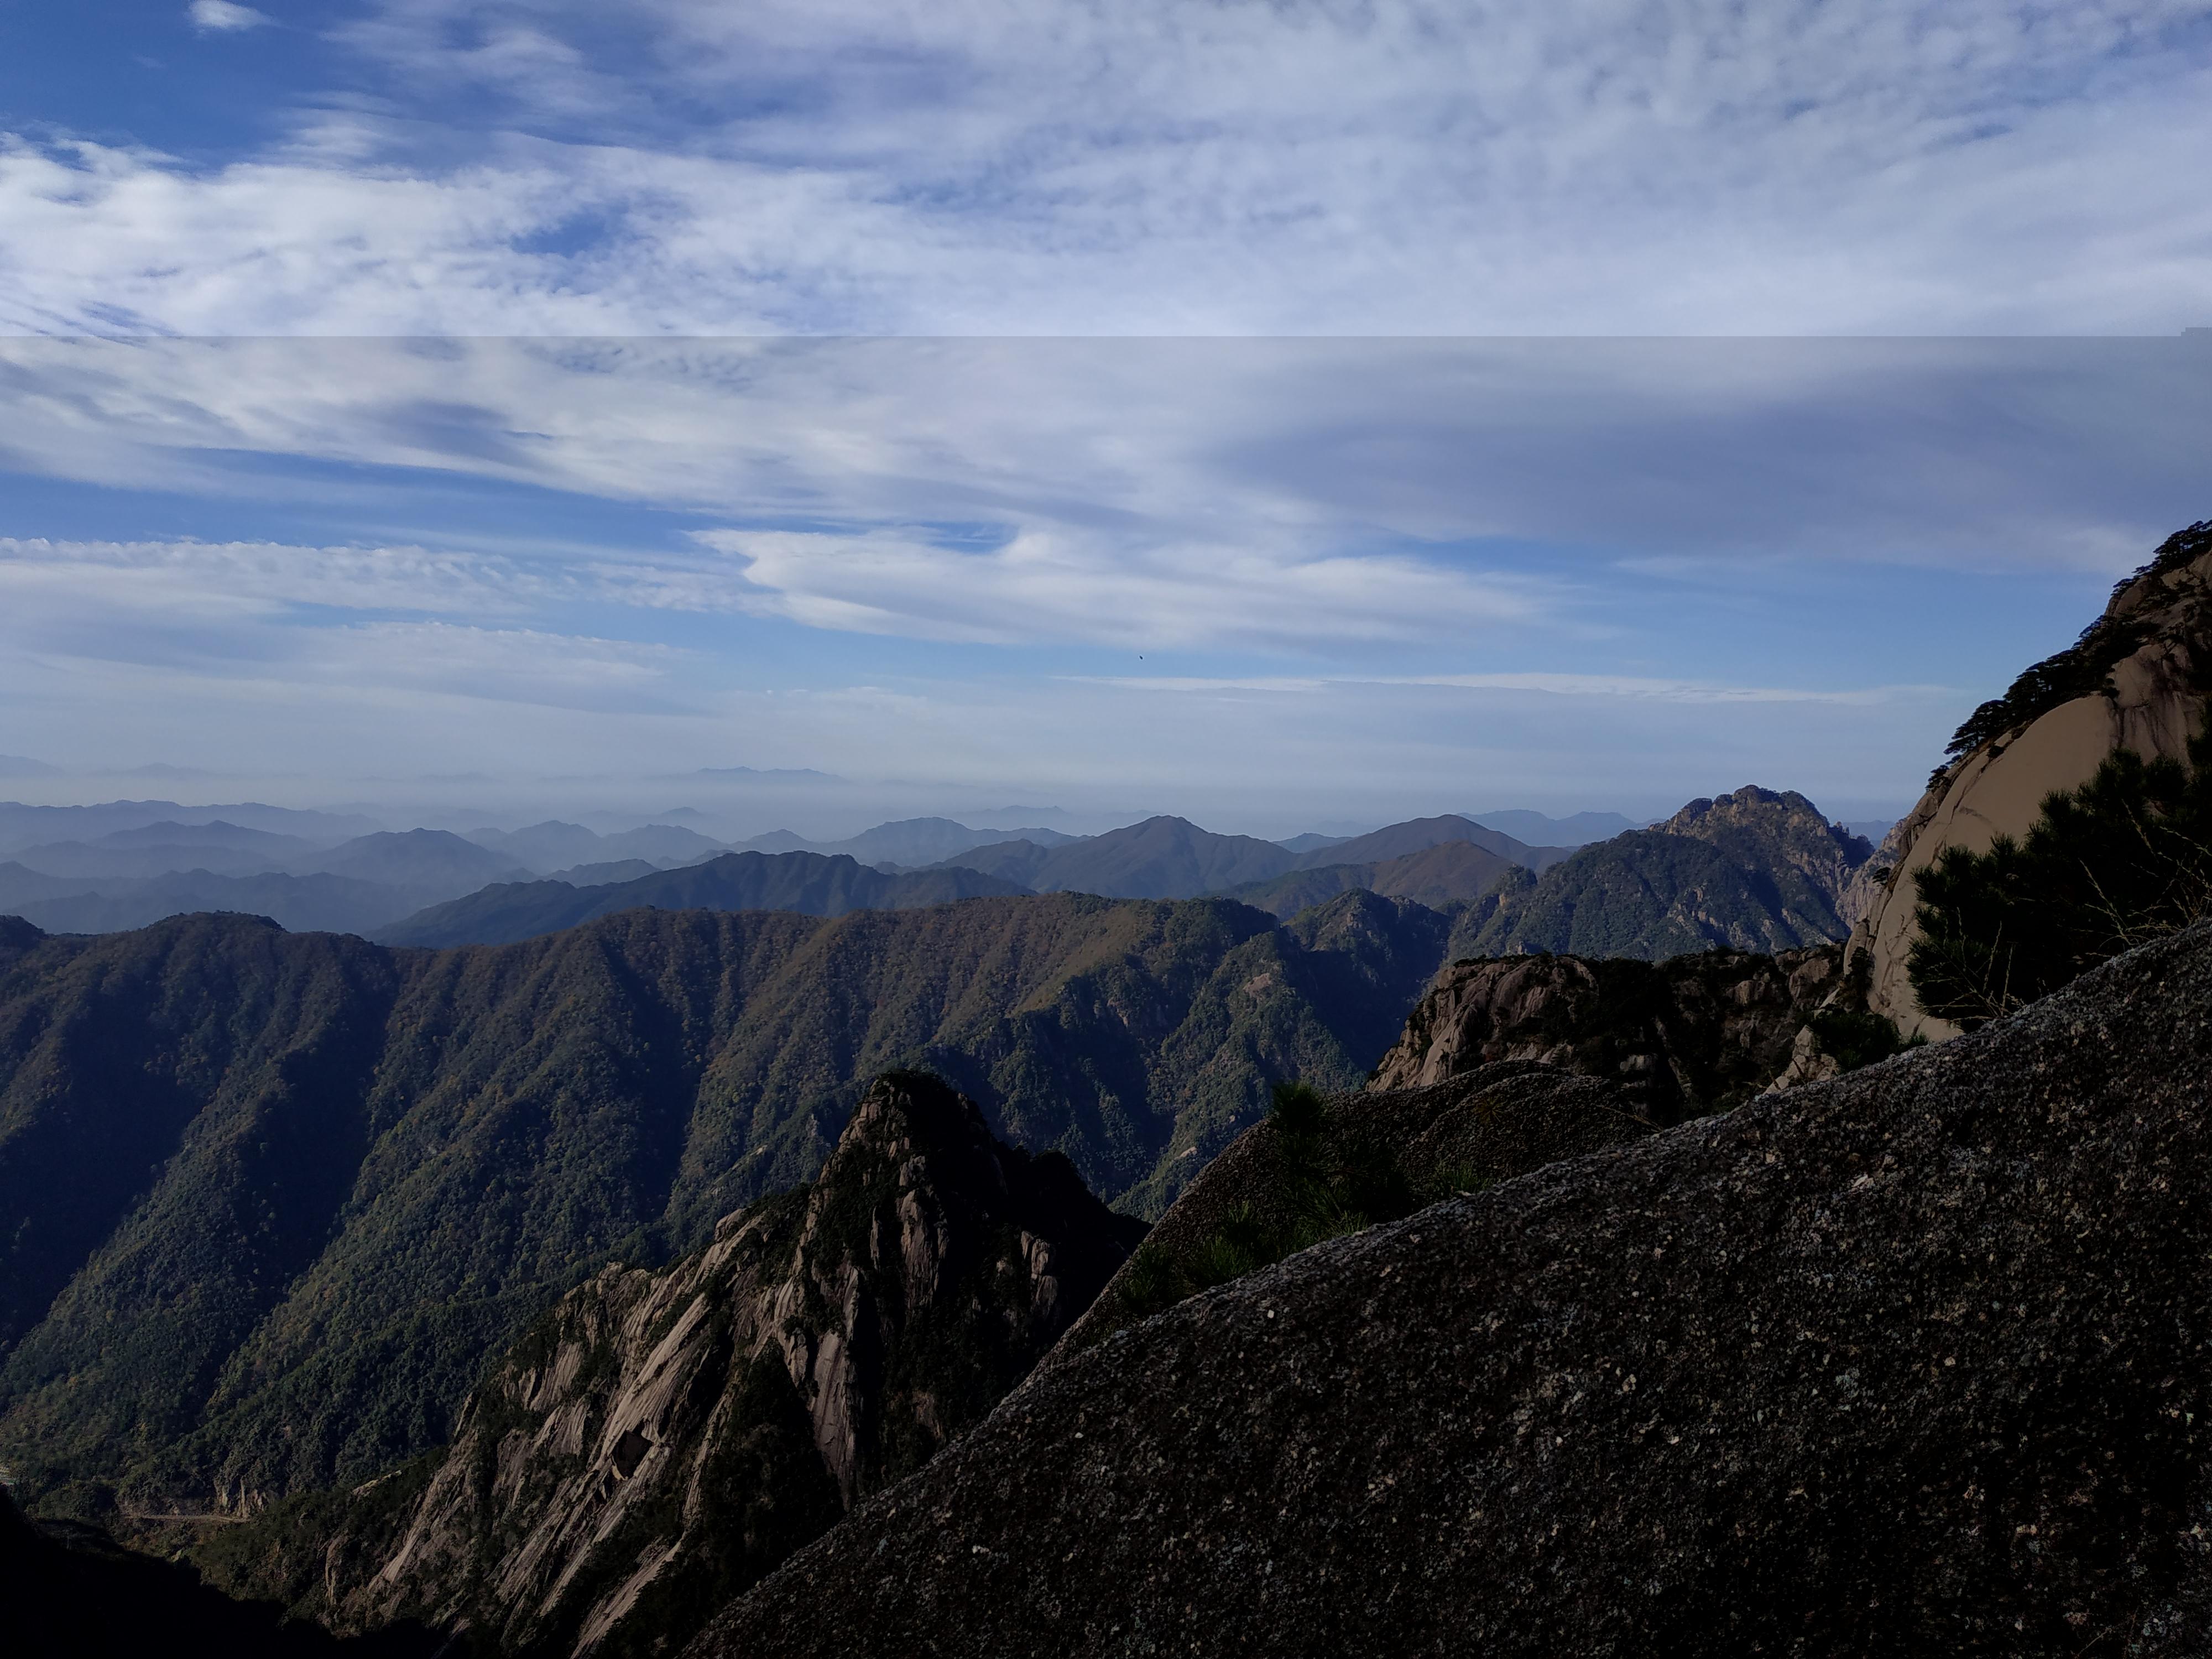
[0,535,550,621]
[1071,672,1954,703]
[0,337,2203,580]
[688,528,1543,649]
[187,1,272,32]
[3,0,2209,333]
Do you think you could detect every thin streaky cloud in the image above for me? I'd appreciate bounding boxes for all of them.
[187,1,272,31]
[3,1,2208,332]
[1069,673,1959,705]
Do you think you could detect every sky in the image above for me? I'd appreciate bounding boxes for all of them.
[0,2,2208,837]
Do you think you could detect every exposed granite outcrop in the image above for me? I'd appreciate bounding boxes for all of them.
[1854,520,2212,1039]
[692,919,2212,1658]
[1366,942,1843,1117]
[331,1073,1144,1657]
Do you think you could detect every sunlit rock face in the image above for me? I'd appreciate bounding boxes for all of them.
[1854,521,2212,1039]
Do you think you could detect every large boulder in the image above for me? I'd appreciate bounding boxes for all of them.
[1855,520,2212,1038]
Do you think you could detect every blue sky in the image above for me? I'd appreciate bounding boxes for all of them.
[0,4,2207,836]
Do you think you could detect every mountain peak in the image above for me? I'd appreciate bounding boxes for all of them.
[326,1070,1142,1657]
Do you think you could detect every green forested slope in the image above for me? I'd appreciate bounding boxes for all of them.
[0,891,1446,1512]
[1463,786,1872,958]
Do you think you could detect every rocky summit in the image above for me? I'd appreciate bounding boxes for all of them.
[294,1073,1145,1659]
[692,920,2212,1657]
[1367,941,1845,1116]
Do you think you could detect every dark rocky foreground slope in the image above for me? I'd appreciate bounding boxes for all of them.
[695,920,2212,1657]
[1060,1059,1656,1354]
[216,1074,1140,1659]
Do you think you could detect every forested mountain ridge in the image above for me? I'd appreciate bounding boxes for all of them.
[926,815,1300,898]
[374,850,1032,947]
[211,1073,1142,1659]
[1460,785,1873,959]
[1224,838,1529,919]
[0,890,1446,1513]
[1290,812,1568,871]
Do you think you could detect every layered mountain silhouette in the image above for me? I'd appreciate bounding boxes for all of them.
[0,890,1450,1512]
[742,815,1079,867]
[1292,811,1568,870]
[1464,807,1640,846]
[1,870,434,939]
[1224,838,1527,919]
[926,814,1305,897]
[374,851,1032,947]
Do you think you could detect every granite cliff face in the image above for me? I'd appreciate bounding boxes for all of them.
[693,919,2212,1657]
[1366,942,1844,1117]
[315,1073,1142,1658]
[1854,520,2212,1038]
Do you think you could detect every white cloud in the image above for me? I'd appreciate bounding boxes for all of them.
[689,528,1541,649]
[0,337,2199,597]
[3,0,2209,332]
[0,536,551,620]
[1068,672,1955,703]
[188,1,271,31]
[303,621,690,712]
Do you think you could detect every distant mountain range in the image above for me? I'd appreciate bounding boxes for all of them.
[460,819,728,872]
[0,800,381,849]
[926,815,1303,898]
[1464,807,1641,847]
[0,796,1881,969]
[1460,787,1874,958]
[375,852,1031,947]
[738,815,1080,868]
[1223,838,1531,919]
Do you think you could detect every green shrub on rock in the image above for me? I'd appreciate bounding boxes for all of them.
[1910,719,2212,1028]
